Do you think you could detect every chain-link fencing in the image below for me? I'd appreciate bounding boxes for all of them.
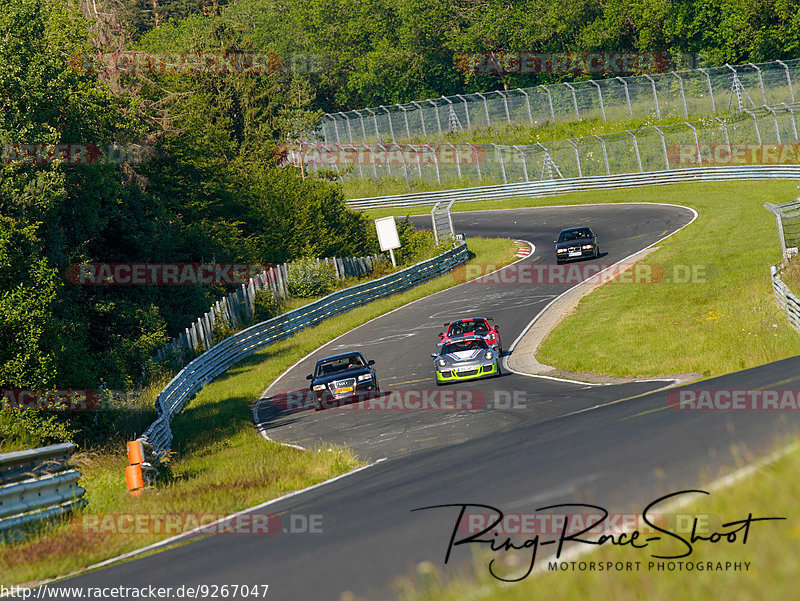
[313,59,800,144]
[293,104,800,186]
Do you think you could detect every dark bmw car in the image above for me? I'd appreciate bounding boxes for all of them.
[306,351,379,410]
[554,226,599,263]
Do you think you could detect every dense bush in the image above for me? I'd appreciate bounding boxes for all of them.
[252,288,281,323]
[287,259,337,298]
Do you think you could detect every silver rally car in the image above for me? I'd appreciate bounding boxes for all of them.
[431,333,501,385]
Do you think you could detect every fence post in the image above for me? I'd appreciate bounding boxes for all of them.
[380,105,395,141]
[697,68,716,113]
[616,77,632,117]
[767,106,782,143]
[593,135,610,175]
[355,110,368,141]
[476,92,491,126]
[776,60,795,103]
[411,101,426,137]
[563,83,580,119]
[589,81,606,121]
[398,104,411,139]
[626,130,642,171]
[456,94,472,129]
[653,126,669,169]
[513,145,528,181]
[539,85,555,122]
[516,88,533,125]
[490,144,507,183]
[496,90,511,122]
[672,72,688,118]
[471,143,482,180]
[365,108,380,141]
[644,74,660,119]
[714,117,732,159]
[748,63,768,105]
[340,112,354,144]
[426,144,441,185]
[427,99,443,135]
[567,138,582,177]
[743,109,763,144]
[782,104,799,142]
[685,122,702,165]
[449,142,462,180]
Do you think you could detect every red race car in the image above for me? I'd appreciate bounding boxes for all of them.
[439,317,501,353]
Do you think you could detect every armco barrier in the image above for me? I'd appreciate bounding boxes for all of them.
[0,443,86,542]
[128,242,470,484]
[771,265,800,333]
[346,165,800,210]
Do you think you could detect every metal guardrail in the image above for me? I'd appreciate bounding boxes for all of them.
[0,443,86,542]
[153,253,386,363]
[346,165,800,210]
[771,265,800,333]
[132,243,470,470]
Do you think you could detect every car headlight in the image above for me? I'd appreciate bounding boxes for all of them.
[312,384,326,391]
[484,351,493,360]
[437,358,447,367]
[556,248,567,253]
[582,244,594,249]
[357,373,372,381]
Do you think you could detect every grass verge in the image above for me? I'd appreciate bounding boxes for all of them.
[365,437,799,601]
[534,181,800,377]
[780,255,800,297]
[0,237,517,588]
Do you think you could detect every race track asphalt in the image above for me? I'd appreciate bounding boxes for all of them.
[49,203,800,601]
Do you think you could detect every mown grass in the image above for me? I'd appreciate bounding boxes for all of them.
[364,437,799,601]
[0,237,516,588]
[534,181,800,377]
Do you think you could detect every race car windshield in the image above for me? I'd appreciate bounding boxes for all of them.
[441,339,488,354]
[316,355,365,377]
[558,229,592,242]
[450,321,488,335]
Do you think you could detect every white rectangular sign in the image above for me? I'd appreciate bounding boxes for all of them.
[374,216,401,251]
